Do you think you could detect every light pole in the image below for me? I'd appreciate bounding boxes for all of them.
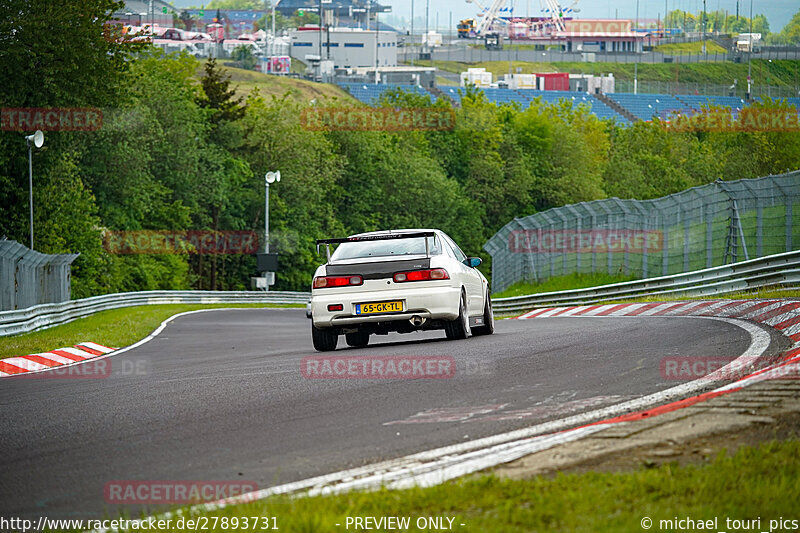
[634,0,640,94]
[702,0,707,55]
[747,0,753,100]
[25,130,44,251]
[410,0,414,65]
[264,171,281,255]
[272,0,282,39]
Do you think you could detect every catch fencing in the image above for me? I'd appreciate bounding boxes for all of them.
[484,172,800,294]
[0,240,79,311]
[399,46,800,65]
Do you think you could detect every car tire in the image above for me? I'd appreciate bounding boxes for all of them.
[472,291,495,336]
[345,331,370,348]
[445,291,470,340]
[312,324,338,352]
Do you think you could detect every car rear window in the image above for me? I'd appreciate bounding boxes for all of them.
[332,236,442,261]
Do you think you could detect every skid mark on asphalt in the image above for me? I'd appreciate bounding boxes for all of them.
[383,395,637,425]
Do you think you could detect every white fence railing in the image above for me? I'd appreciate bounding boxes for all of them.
[0,290,310,337]
[492,250,800,315]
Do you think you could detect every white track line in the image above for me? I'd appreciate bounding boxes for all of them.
[2,358,49,371]
[580,304,622,316]
[30,353,78,365]
[77,342,114,353]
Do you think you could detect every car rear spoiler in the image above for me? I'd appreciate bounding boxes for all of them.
[316,232,437,262]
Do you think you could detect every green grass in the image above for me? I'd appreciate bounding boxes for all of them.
[436,75,459,86]
[492,272,637,299]
[208,64,356,103]
[94,439,800,533]
[653,41,727,54]
[413,59,800,88]
[0,303,302,360]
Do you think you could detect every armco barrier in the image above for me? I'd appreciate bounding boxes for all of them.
[0,290,310,337]
[492,250,800,315]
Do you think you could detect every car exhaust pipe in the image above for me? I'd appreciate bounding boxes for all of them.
[409,315,425,327]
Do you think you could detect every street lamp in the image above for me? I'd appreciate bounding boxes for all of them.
[272,0,282,39]
[264,170,281,254]
[747,0,753,100]
[634,0,640,94]
[25,130,44,250]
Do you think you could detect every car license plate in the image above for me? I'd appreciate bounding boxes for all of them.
[356,301,403,315]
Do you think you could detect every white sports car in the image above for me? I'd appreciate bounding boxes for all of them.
[309,229,494,351]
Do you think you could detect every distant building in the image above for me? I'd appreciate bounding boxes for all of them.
[290,27,397,69]
[114,0,174,27]
[182,9,266,36]
[278,0,391,29]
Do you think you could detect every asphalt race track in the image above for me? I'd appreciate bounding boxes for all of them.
[0,309,775,519]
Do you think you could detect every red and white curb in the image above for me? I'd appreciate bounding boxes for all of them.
[0,342,115,377]
[517,299,800,360]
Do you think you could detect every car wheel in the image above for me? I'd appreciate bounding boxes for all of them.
[472,291,495,336]
[312,324,338,352]
[445,290,470,340]
[345,330,370,348]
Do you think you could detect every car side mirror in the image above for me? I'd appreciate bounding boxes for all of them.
[465,257,482,268]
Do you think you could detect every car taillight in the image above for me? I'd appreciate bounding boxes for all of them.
[393,268,449,283]
[327,304,344,312]
[313,275,363,289]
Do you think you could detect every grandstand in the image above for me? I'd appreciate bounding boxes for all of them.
[606,93,693,121]
[337,82,799,125]
[337,83,432,105]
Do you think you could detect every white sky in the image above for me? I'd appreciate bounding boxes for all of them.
[167,1,797,31]
[386,0,796,32]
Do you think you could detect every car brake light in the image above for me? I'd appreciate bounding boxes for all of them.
[313,275,363,289]
[327,304,344,312]
[393,268,449,283]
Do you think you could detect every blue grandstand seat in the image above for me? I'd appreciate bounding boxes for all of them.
[606,93,691,121]
[337,83,432,105]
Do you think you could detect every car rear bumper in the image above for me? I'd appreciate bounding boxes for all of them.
[311,285,461,328]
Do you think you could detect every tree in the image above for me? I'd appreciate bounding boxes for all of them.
[205,0,264,9]
[778,8,800,44]
[196,58,247,126]
[231,45,258,71]
[0,0,146,296]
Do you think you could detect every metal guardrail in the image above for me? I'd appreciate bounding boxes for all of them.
[492,250,800,315]
[3,251,797,335]
[0,290,311,337]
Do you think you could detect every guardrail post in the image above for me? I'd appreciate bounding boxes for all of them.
[590,212,597,274]
[683,209,690,272]
[756,200,763,257]
[706,203,713,269]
